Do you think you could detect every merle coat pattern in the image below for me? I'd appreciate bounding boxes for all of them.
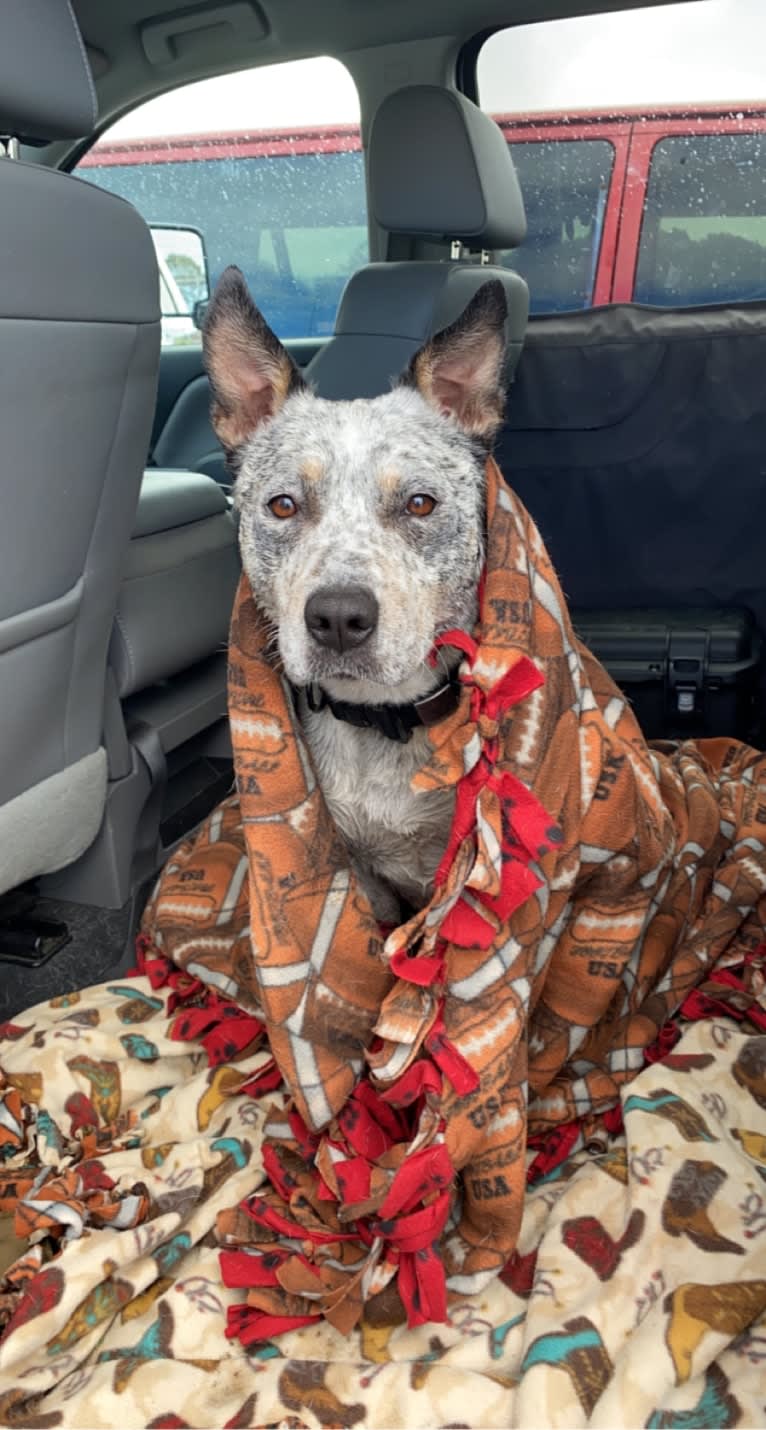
[203,267,508,920]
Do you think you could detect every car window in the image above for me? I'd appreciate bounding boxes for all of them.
[635,132,766,307]
[500,139,614,315]
[476,1,766,314]
[477,26,624,316]
[75,58,365,344]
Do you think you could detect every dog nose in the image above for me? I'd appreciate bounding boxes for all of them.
[304,585,379,654]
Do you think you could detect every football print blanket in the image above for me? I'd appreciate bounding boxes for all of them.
[0,455,765,1425]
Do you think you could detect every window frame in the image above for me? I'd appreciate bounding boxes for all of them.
[455,27,493,105]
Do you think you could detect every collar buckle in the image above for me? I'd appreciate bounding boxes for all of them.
[305,682,327,713]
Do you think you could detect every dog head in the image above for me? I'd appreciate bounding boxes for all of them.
[203,267,508,702]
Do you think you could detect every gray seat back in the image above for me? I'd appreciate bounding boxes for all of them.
[0,0,160,894]
[307,85,529,399]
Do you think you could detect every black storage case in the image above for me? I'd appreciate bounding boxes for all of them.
[573,608,761,742]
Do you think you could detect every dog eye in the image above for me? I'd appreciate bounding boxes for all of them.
[405,494,436,517]
[268,495,299,519]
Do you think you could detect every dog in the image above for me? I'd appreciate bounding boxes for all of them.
[203,267,508,925]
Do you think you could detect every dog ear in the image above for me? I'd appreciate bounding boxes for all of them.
[402,280,508,441]
[202,266,306,455]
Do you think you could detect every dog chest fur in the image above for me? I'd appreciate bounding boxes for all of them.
[302,705,455,921]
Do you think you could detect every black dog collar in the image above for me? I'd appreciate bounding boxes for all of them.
[299,671,463,743]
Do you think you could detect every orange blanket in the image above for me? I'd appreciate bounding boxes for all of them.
[142,454,766,1339]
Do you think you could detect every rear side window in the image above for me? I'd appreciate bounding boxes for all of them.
[635,132,766,307]
[76,58,366,344]
[501,139,614,315]
[477,26,624,316]
[476,3,766,314]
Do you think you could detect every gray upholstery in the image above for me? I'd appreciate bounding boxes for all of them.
[131,467,228,538]
[110,470,240,698]
[0,752,107,895]
[56,467,240,910]
[124,654,230,757]
[307,85,529,401]
[0,165,161,323]
[0,0,98,142]
[369,86,526,249]
[0,6,161,897]
[308,262,529,400]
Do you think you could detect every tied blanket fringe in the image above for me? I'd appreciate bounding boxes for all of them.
[129,455,766,1338]
[127,934,766,1354]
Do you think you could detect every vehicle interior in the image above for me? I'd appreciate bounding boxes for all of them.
[3,3,766,1423]
[1,0,764,1028]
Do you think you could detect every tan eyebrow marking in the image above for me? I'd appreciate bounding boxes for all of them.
[378,469,402,495]
[301,457,325,483]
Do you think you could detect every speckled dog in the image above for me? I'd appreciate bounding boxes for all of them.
[203,267,508,922]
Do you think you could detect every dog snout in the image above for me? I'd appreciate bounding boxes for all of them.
[304,585,379,654]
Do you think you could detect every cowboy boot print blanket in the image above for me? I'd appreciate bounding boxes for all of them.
[0,456,764,1425]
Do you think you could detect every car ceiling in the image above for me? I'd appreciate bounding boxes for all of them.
[70,0,700,136]
[73,0,693,56]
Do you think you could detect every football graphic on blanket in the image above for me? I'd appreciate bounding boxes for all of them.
[0,455,765,1428]
[128,454,766,1334]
